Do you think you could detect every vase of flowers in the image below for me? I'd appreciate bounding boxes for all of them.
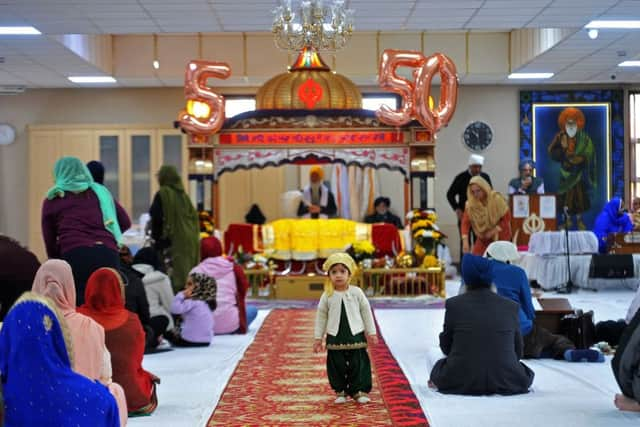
[346,240,376,267]
[407,209,444,264]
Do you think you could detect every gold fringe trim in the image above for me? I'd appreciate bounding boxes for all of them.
[326,342,368,350]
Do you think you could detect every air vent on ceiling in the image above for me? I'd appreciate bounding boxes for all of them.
[0,85,26,95]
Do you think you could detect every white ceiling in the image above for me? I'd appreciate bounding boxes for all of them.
[2,0,640,88]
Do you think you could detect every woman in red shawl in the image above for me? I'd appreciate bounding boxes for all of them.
[78,267,160,416]
[191,237,258,334]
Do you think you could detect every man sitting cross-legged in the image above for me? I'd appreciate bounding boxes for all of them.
[484,241,603,363]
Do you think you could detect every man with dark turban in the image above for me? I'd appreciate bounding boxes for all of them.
[429,254,534,395]
[548,107,595,230]
[508,159,544,195]
[363,196,403,229]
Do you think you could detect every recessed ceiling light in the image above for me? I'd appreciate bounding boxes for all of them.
[585,20,640,29]
[587,29,599,39]
[619,61,640,67]
[68,76,117,84]
[508,73,554,79]
[0,26,41,35]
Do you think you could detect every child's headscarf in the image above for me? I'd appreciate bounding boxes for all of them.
[189,272,217,311]
[322,252,357,296]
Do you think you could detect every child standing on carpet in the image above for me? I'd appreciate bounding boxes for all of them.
[314,252,378,404]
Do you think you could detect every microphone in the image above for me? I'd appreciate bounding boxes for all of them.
[563,206,569,218]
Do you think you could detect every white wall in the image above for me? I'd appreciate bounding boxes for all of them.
[0,85,521,260]
[435,85,521,261]
[0,88,188,245]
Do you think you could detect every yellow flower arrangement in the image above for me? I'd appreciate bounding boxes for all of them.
[198,211,215,237]
[407,209,444,258]
[411,219,434,232]
[346,240,376,262]
[422,255,440,268]
[352,240,375,257]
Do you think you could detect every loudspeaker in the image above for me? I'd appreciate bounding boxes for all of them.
[589,254,634,279]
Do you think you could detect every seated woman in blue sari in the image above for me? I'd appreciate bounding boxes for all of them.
[0,292,120,427]
[593,197,633,253]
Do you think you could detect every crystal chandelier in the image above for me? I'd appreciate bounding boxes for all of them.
[272,0,355,52]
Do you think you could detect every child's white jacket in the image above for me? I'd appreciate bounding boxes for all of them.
[314,285,376,339]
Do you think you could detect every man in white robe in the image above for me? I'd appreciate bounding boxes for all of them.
[297,165,337,219]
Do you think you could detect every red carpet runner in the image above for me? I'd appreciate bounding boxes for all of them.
[207,309,428,426]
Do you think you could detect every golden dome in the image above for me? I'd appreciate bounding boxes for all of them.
[256,47,362,110]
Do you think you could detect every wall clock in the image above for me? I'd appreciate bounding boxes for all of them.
[463,121,493,152]
[0,123,15,146]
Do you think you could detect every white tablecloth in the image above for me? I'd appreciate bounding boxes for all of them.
[518,252,640,290]
[121,232,148,255]
[527,231,598,255]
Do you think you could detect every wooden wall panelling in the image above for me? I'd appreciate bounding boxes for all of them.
[249,167,285,223]
[157,129,189,191]
[28,129,62,260]
[94,130,127,212]
[60,129,97,161]
[218,168,252,233]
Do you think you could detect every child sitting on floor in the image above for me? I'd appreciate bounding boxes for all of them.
[168,272,216,347]
[313,252,378,404]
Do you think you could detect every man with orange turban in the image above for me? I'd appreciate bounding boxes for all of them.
[297,165,337,219]
[548,107,595,230]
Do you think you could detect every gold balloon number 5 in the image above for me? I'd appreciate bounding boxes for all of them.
[178,60,231,142]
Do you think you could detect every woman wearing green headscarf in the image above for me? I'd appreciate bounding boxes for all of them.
[42,156,131,305]
[149,165,199,292]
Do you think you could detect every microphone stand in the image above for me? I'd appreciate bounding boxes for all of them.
[557,210,574,294]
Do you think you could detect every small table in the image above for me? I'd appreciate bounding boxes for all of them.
[535,298,573,334]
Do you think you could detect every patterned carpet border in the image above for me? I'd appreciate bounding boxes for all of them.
[370,314,430,427]
[207,309,394,426]
[207,308,429,427]
[248,297,445,310]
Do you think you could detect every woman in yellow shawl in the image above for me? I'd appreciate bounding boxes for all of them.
[461,176,512,256]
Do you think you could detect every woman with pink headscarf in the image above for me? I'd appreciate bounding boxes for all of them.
[192,237,257,334]
[31,259,128,426]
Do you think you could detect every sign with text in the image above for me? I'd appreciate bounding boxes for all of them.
[219,131,404,145]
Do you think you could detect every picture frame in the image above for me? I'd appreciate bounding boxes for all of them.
[519,90,624,230]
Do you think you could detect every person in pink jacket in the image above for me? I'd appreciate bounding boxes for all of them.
[191,237,257,334]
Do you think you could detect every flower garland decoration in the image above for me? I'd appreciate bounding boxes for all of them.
[406,209,445,260]
[199,211,214,239]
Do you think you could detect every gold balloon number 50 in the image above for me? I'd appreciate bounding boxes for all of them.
[376,49,458,135]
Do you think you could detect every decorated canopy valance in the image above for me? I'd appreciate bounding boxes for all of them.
[214,146,410,179]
